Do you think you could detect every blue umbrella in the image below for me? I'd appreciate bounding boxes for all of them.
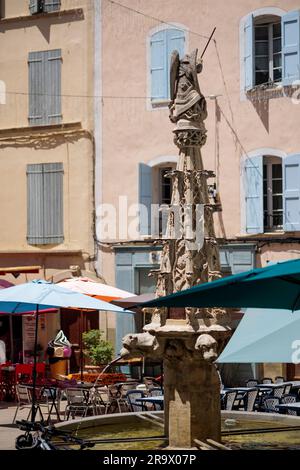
[217,307,300,364]
[0,280,133,422]
[138,259,300,310]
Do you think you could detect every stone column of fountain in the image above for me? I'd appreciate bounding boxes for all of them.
[121,49,231,449]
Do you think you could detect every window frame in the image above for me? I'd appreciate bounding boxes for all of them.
[254,21,282,86]
[240,7,286,99]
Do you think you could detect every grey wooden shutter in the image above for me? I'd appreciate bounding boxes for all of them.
[45,50,62,125]
[28,49,62,126]
[43,163,64,244]
[27,164,44,244]
[29,0,40,14]
[138,163,152,235]
[28,51,44,126]
[43,0,61,12]
[27,163,64,245]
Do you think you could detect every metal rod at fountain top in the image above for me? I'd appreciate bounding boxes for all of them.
[200,27,216,58]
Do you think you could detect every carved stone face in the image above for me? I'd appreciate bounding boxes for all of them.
[195,334,218,362]
[120,332,157,358]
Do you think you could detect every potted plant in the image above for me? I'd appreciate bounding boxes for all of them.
[82,329,114,371]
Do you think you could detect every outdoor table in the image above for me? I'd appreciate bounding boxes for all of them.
[277,403,300,415]
[256,383,291,388]
[135,396,164,410]
[42,386,61,424]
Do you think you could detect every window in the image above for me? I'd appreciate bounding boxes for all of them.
[159,167,173,205]
[243,153,300,234]
[254,21,282,86]
[243,10,300,90]
[28,49,62,126]
[263,157,283,231]
[138,162,176,236]
[29,0,61,15]
[27,163,64,245]
[150,27,185,104]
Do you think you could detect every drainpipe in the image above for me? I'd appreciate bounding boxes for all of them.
[94,0,103,277]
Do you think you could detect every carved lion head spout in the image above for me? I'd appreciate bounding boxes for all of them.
[120,332,162,360]
[195,334,218,362]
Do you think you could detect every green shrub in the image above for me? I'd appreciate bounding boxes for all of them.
[82,329,114,366]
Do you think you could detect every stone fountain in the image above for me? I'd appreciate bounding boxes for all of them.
[121,49,231,449]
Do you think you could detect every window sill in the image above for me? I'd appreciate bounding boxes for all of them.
[236,231,297,240]
[151,99,170,109]
[0,8,83,25]
[0,121,82,137]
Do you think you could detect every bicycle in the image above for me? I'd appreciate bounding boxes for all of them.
[15,420,95,450]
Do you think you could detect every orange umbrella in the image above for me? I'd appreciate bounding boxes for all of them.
[57,277,133,302]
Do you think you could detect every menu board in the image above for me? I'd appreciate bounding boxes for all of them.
[22,314,45,363]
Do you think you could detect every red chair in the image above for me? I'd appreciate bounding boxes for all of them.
[15,364,33,384]
[36,363,46,383]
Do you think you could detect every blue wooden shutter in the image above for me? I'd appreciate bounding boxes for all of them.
[167,29,185,97]
[150,30,167,101]
[283,154,300,231]
[244,155,263,234]
[282,10,300,85]
[139,163,152,236]
[29,49,62,126]
[43,163,64,244]
[45,49,62,125]
[27,164,44,244]
[244,14,254,91]
[115,264,135,354]
[27,163,64,245]
[29,0,40,14]
[28,51,44,125]
[43,0,61,12]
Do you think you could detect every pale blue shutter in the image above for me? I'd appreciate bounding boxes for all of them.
[244,156,263,234]
[29,50,62,126]
[43,163,64,244]
[139,163,152,236]
[282,10,300,85]
[45,49,62,125]
[244,14,254,91]
[27,163,64,245]
[167,29,185,97]
[28,51,44,125]
[150,30,167,101]
[283,154,300,231]
[29,0,39,14]
[43,0,61,12]
[27,164,44,244]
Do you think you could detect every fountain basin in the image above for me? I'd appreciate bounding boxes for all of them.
[55,410,300,450]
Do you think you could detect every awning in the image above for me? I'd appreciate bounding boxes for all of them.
[217,307,300,363]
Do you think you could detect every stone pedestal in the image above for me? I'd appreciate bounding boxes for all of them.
[164,356,221,448]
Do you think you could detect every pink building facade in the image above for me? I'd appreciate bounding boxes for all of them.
[97,0,300,381]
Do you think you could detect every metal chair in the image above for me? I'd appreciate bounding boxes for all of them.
[64,388,95,420]
[126,390,146,412]
[244,388,259,411]
[283,383,292,395]
[262,377,273,384]
[105,384,130,414]
[275,376,285,384]
[222,391,237,411]
[272,385,285,399]
[13,384,49,424]
[263,397,280,413]
[246,379,258,388]
[280,394,297,416]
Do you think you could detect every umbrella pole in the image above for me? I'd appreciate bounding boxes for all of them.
[31,304,39,423]
[80,310,83,383]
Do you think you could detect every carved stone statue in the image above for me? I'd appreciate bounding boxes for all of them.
[169,48,207,125]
